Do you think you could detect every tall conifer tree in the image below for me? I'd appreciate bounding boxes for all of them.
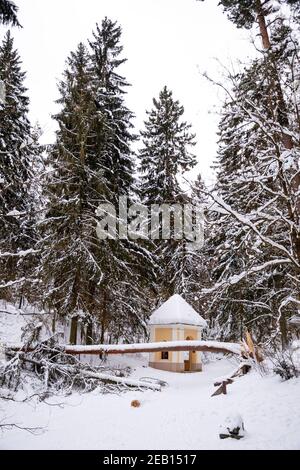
[0,32,38,302]
[40,20,152,343]
[138,86,197,302]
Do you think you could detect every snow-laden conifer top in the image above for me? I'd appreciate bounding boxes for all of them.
[149,294,207,327]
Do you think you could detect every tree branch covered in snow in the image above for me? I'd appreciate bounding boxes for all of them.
[199,18,300,346]
[7,339,244,356]
[202,259,293,294]
[1,337,165,395]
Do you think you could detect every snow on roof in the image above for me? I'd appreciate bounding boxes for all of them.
[149,294,207,327]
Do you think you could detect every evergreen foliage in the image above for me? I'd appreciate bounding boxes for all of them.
[138,86,197,302]
[0,32,39,302]
[0,0,20,27]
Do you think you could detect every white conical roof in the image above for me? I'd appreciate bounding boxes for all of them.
[149,294,207,327]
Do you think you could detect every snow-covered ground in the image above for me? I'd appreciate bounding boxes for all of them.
[1,354,300,450]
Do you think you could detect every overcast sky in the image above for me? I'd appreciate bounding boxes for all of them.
[1,0,256,185]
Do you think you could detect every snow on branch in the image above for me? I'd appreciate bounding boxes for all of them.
[0,249,38,258]
[2,343,164,393]
[206,192,299,268]
[75,369,162,391]
[8,340,243,356]
[0,277,25,289]
[202,258,292,295]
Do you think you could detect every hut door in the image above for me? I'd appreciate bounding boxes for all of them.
[184,336,194,371]
[188,351,193,371]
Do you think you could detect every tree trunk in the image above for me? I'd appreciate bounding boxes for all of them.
[255,0,293,145]
[255,0,300,267]
[18,293,23,310]
[86,321,93,345]
[279,312,288,350]
[52,313,56,334]
[100,288,107,344]
[62,340,242,356]
[8,339,244,357]
[255,0,271,50]
[69,317,78,345]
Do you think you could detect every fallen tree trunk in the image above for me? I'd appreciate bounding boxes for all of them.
[7,340,243,356]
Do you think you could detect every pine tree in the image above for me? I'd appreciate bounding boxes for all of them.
[0,0,20,27]
[202,22,300,346]
[199,0,299,260]
[218,0,296,150]
[0,32,39,302]
[138,86,197,302]
[212,0,299,33]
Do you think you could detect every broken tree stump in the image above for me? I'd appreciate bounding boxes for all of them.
[214,378,234,387]
[211,362,251,397]
[211,381,228,396]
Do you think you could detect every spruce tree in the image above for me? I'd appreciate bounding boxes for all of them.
[138,86,197,302]
[0,32,38,302]
[38,43,103,339]
[40,21,152,343]
[88,17,135,205]
[170,174,210,317]
[88,18,153,342]
[139,86,196,205]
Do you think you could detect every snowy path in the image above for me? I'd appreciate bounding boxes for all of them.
[0,355,300,450]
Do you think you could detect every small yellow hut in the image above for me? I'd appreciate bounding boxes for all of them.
[149,294,207,372]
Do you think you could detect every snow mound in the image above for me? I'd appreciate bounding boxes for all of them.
[149,294,207,327]
[219,412,245,440]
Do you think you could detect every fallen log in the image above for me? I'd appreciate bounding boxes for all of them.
[6,339,243,356]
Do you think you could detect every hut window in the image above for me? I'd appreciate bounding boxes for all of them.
[161,351,169,360]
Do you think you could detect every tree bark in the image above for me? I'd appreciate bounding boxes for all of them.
[86,321,93,345]
[52,313,56,334]
[69,317,78,345]
[255,0,271,50]
[279,312,288,349]
[255,0,293,145]
[255,0,300,267]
